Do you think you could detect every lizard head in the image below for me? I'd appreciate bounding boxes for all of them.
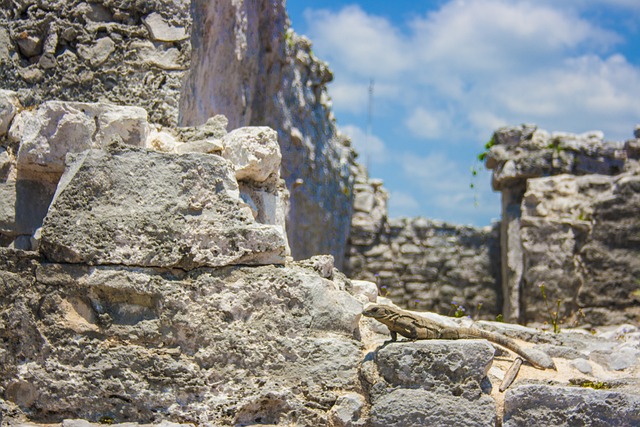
[362,304,394,319]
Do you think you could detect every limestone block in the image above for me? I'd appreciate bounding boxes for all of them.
[221,127,281,182]
[351,280,378,303]
[503,384,640,427]
[40,144,289,269]
[0,182,16,236]
[370,388,496,427]
[0,253,364,424]
[14,102,149,175]
[0,148,13,180]
[146,129,179,152]
[375,341,494,389]
[143,12,189,42]
[0,90,21,137]
[135,41,185,70]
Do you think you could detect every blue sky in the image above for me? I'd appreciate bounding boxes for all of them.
[286,1,640,226]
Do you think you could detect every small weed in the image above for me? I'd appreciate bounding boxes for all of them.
[495,314,504,322]
[539,283,561,333]
[570,379,612,390]
[451,301,467,318]
[98,416,115,425]
[477,136,495,162]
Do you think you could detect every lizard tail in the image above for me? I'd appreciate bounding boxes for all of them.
[460,327,556,370]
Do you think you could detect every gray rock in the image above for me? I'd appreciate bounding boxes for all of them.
[375,340,494,390]
[504,384,640,427]
[0,250,364,425]
[590,348,640,371]
[143,12,189,42]
[329,392,367,427]
[40,144,288,269]
[370,388,496,427]
[0,0,191,126]
[13,101,149,175]
[571,358,593,375]
[77,37,116,67]
[221,126,282,182]
[180,3,357,267]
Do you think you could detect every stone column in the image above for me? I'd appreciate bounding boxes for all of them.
[499,183,526,322]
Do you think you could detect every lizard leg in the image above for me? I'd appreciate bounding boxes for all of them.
[390,330,398,342]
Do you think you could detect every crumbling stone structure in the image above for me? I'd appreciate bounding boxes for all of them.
[486,124,640,325]
[0,0,358,268]
[344,166,502,319]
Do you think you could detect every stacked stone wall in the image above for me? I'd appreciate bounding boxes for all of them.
[344,167,502,319]
[486,124,640,325]
[0,0,191,126]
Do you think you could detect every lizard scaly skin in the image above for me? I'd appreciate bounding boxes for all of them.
[363,304,556,370]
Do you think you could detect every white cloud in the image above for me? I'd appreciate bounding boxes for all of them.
[405,107,452,140]
[299,1,640,224]
[304,6,410,78]
[341,124,387,163]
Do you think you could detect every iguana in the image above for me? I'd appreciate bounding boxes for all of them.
[363,304,555,370]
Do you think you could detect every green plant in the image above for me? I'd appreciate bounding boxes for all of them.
[570,379,611,390]
[477,136,495,162]
[495,314,504,322]
[547,140,565,154]
[539,283,562,333]
[450,301,467,318]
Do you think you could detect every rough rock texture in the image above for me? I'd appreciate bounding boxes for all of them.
[504,384,640,427]
[521,171,640,325]
[0,0,190,126]
[0,250,364,425]
[13,101,149,176]
[180,0,358,267]
[1,99,153,250]
[40,144,288,269]
[362,333,497,426]
[486,124,640,324]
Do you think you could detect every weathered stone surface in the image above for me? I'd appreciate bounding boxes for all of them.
[376,341,494,390]
[143,12,189,42]
[0,0,191,126]
[0,249,365,425]
[486,125,640,325]
[0,89,20,137]
[519,171,640,325]
[180,2,357,267]
[221,126,281,182]
[329,392,366,427]
[370,388,496,427]
[13,101,149,175]
[504,384,640,427]
[40,144,288,268]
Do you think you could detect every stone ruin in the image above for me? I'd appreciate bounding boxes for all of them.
[345,124,640,328]
[1,0,640,426]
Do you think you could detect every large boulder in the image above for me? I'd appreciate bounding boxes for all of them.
[40,143,289,269]
[0,250,365,425]
[12,101,149,176]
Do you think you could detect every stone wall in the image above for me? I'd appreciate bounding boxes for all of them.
[178,0,358,268]
[0,0,190,126]
[486,124,640,325]
[0,0,358,268]
[344,167,502,319]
